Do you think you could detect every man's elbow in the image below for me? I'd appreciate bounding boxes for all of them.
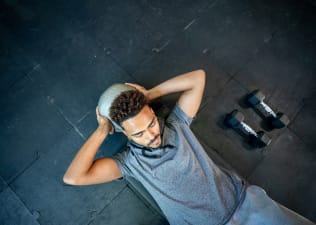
[63,174,79,185]
[196,69,206,86]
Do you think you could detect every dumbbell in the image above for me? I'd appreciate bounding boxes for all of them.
[224,109,271,147]
[246,90,290,129]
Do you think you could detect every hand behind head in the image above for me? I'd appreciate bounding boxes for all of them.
[96,107,114,134]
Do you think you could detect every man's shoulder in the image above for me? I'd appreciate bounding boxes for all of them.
[113,146,132,162]
[166,104,193,126]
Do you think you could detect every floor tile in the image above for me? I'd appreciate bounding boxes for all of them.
[11,128,127,225]
[0,0,159,74]
[131,32,231,108]
[0,76,71,182]
[242,0,310,36]
[0,176,7,193]
[0,25,35,94]
[186,0,273,76]
[81,0,165,74]
[289,93,316,150]
[77,111,128,157]
[29,37,134,125]
[88,0,211,74]
[191,79,274,178]
[0,187,40,225]
[234,10,316,120]
[0,0,74,61]
[138,0,210,41]
[89,187,168,225]
[248,129,316,222]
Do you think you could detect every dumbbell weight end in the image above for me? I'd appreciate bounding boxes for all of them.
[249,131,271,147]
[270,112,290,128]
[224,110,271,148]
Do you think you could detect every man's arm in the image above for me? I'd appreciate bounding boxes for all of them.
[64,70,205,185]
[63,108,122,185]
[127,69,206,118]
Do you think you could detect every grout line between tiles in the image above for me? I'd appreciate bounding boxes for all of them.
[86,184,128,225]
[6,184,42,225]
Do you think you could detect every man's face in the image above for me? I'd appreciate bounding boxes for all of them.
[121,105,161,148]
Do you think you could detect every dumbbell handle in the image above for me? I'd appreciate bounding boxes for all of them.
[258,101,277,118]
[239,121,258,137]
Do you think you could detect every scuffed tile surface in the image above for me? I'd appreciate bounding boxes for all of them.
[11,128,127,225]
[289,96,316,150]
[0,176,7,193]
[77,111,128,157]
[0,187,40,225]
[29,36,134,125]
[89,187,168,225]
[0,76,71,183]
[234,9,316,120]
[192,79,268,178]
[248,130,316,222]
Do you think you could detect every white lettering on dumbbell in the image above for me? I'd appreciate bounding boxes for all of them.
[240,122,258,137]
[259,101,277,118]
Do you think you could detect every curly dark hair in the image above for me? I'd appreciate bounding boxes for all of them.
[109,90,148,125]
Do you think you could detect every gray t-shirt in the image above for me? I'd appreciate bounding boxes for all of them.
[114,104,246,225]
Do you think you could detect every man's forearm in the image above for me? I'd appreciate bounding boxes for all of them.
[147,69,205,118]
[63,126,108,184]
[148,69,205,100]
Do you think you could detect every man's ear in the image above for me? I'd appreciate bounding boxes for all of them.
[150,107,156,115]
[121,125,128,137]
[122,130,131,140]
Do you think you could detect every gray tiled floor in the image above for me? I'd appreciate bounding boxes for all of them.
[11,128,127,225]
[289,96,316,149]
[192,78,265,178]
[249,129,316,220]
[89,187,167,225]
[1,0,316,224]
[0,187,40,225]
[0,76,72,182]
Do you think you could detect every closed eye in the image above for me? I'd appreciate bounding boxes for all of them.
[149,118,156,128]
[133,131,144,138]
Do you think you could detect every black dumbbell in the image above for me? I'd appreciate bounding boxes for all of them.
[246,90,290,129]
[224,109,271,147]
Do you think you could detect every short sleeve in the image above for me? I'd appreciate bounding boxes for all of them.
[167,103,194,126]
[112,150,133,178]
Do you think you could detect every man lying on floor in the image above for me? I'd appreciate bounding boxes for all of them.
[63,70,314,225]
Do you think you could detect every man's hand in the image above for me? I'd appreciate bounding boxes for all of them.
[63,108,120,186]
[128,70,205,118]
[96,107,114,134]
[125,83,151,102]
[127,70,205,118]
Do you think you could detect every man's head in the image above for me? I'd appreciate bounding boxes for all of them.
[98,84,161,148]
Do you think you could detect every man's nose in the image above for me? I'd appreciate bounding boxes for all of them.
[146,128,156,139]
